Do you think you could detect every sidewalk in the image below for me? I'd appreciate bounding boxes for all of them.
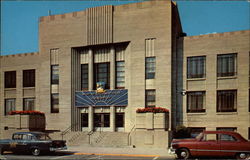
[66,145,176,158]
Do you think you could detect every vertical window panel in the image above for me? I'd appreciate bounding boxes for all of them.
[81,64,88,90]
[23,69,35,87]
[146,57,156,79]
[5,99,16,115]
[116,61,125,89]
[217,53,237,77]
[146,90,156,108]
[94,63,110,89]
[51,65,59,84]
[4,71,16,88]
[187,56,206,79]
[23,98,35,111]
[51,93,59,113]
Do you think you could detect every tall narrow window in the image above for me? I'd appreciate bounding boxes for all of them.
[146,57,155,79]
[187,56,206,79]
[51,65,59,84]
[51,93,59,113]
[94,63,110,89]
[4,71,16,88]
[116,61,125,89]
[217,53,237,77]
[217,90,237,112]
[23,98,35,111]
[23,69,35,87]
[146,90,156,108]
[5,99,16,115]
[187,91,206,113]
[81,64,88,90]
[115,113,124,128]
[81,113,88,128]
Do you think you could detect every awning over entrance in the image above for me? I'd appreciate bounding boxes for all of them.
[75,89,128,107]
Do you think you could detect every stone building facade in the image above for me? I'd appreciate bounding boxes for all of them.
[0,0,249,148]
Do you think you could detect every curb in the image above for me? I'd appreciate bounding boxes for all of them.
[73,152,159,157]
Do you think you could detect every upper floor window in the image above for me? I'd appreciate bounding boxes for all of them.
[5,71,16,88]
[94,63,110,89]
[217,90,237,112]
[217,53,237,77]
[145,89,156,108]
[51,93,59,113]
[5,98,16,115]
[116,61,125,89]
[187,56,206,79]
[81,64,88,90]
[23,69,35,87]
[23,98,35,111]
[51,65,59,84]
[187,91,206,113]
[146,57,155,79]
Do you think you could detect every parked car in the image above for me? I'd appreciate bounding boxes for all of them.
[170,131,250,159]
[0,132,67,156]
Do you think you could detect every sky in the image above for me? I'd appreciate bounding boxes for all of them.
[0,0,249,56]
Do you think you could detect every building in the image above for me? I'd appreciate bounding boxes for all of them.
[0,0,249,148]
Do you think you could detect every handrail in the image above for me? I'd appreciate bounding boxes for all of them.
[61,123,79,140]
[87,130,94,144]
[127,125,136,146]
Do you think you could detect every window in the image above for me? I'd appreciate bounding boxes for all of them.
[188,127,205,138]
[51,93,59,113]
[203,134,217,141]
[146,90,156,108]
[81,64,88,90]
[187,91,205,113]
[51,65,59,84]
[23,98,35,111]
[187,56,206,79]
[94,113,110,127]
[23,69,35,87]
[217,90,237,112]
[5,99,16,115]
[146,57,155,79]
[217,53,237,77]
[4,71,16,88]
[81,113,88,128]
[94,63,110,89]
[216,127,237,132]
[116,61,125,89]
[115,113,124,128]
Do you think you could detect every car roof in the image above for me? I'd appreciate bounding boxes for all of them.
[13,132,46,135]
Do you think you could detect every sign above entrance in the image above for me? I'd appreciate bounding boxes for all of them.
[75,89,128,107]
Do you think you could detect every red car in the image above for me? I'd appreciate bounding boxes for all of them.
[170,131,250,159]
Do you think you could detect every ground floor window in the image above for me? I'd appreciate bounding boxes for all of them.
[188,127,205,138]
[216,127,237,132]
[23,98,35,111]
[94,113,110,127]
[5,98,16,115]
[115,113,124,128]
[81,113,88,128]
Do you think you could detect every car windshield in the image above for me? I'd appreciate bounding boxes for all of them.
[35,134,51,140]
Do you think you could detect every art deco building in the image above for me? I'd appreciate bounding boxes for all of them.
[0,0,249,148]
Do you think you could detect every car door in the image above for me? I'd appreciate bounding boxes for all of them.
[219,133,239,157]
[196,133,221,156]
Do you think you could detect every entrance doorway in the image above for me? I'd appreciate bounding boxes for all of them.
[94,113,110,128]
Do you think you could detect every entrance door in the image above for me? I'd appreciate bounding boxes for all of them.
[94,113,110,128]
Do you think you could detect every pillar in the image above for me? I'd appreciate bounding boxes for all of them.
[110,106,115,132]
[88,106,94,131]
[110,46,115,90]
[88,49,94,90]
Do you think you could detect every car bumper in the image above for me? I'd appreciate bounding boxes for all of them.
[49,146,67,151]
[168,147,176,155]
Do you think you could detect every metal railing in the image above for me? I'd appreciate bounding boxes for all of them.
[127,125,136,146]
[61,123,79,140]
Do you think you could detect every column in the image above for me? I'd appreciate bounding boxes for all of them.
[88,49,93,90]
[88,106,94,131]
[110,46,115,90]
[110,106,115,132]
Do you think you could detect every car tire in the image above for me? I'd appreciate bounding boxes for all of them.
[236,153,250,160]
[177,148,190,159]
[31,148,41,156]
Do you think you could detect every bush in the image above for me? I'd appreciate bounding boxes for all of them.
[173,125,191,139]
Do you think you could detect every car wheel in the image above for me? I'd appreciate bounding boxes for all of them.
[177,148,190,159]
[31,148,41,156]
[236,153,250,160]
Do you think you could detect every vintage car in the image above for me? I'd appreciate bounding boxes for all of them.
[0,132,67,156]
[170,131,250,159]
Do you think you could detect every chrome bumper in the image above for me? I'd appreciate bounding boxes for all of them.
[50,146,67,151]
[168,147,176,154]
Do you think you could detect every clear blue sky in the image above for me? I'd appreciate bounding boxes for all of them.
[1,1,249,55]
